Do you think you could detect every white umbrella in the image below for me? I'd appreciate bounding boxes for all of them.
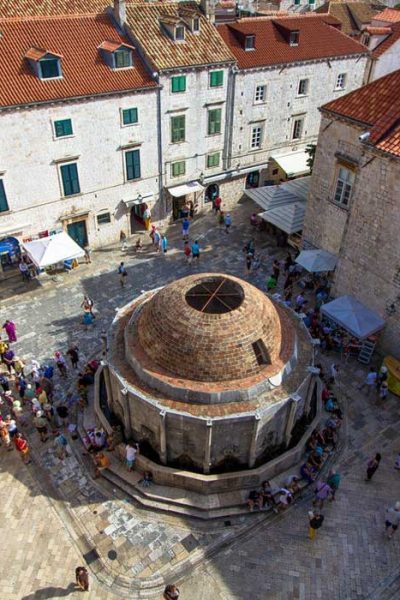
[321,295,385,339]
[22,232,84,268]
[295,249,337,273]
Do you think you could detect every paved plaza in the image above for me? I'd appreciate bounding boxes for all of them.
[0,201,400,599]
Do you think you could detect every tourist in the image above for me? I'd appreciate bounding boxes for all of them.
[3,347,15,374]
[33,410,48,442]
[250,213,258,229]
[118,262,128,287]
[272,259,280,280]
[66,345,79,369]
[56,401,69,428]
[75,566,89,592]
[260,480,278,508]
[154,228,161,252]
[3,319,17,343]
[327,469,341,501]
[135,237,143,253]
[183,241,192,265]
[84,245,92,264]
[295,293,305,310]
[120,230,128,251]
[379,381,389,400]
[182,217,190,240]
[245,251,253,273]
[14,432,31,464]
[308,509,324,540]
[0,422,12,450]
[191,240,200,263]
[13,356,25,377]
[143,206,151,230]
[300,461,317,484]
[54,431,69,460]
[376,365,388,392]
[213,195,222,213]
[94,451,110,478]
[273,489,293,513]
[54,351,67,377]
[285,475,301,497]
[164,584,180,600]
[224,212,232,233]
[365,453,381,481]
[37,386,48,407]
[81,295,95,318]
[0,336,8,362]
[358,367,377,395]
[267,274,277,291]
[313,480,332,510]
[218,210,225,230]
[126,442,139,472]
[161,235,168,254]
[6,415,18,441]
[385,502,400,539]
[248,489,263,511]
[19,259,30,281]
[0,372,10,393]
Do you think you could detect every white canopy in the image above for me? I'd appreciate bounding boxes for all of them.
[321,295,385,339]
[168,181,204,197]
[244,176,311,211]
[296,249,337,272]
[259,202,306,234]
[22,231,85,268]
[271,150,311,178]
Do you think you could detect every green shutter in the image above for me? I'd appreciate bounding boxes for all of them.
[171,115,185,143]
[126,149,141,180]
[171,76,186,93]
[208,109,222,135]
[0,180,9,212]
[115,49,131,68]
[61,163,80,196]
[209,70,223,87]
[122,108,138,125]
[54,119,73,138]
[207,152,220,168]
[171,161,186,177]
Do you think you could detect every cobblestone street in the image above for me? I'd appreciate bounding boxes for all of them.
[1,202,400,599]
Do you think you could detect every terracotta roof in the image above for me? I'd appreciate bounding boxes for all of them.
[372,20,400,56]
[321,69,400,158]
[374,8,400,23]
[218,15,367,69]
[25,47,62,60]
[98,40,135,52]
[0,0,110,17]
[125,2,235,70]
[364,25,391,34]
[347,2,377,24]
[316,1,384,35]
[0,13,156,108]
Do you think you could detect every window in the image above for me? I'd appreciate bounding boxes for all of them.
[292,117,304,140]
[208,108,222,135]
[245,35,255,50]
[252,339,270,365]
[171,115,185,143]
[290,31,299,46]
[254,85,266,103]
[209,70,224,88]
[193,18,200,33]
[297,79,309,96]
[251,125,262,149]
[175,25,185,41]
[171,161,186,177]
[207,152,220,168]
[122,108,138,126]
[334,167,354,205]
[54,119,73,138]
[125,149,141,181]
[0,180,9,212]
[335,73,347,90]
[97,212,111,225]
[39,57,61,79]
[308,0,315,5]
[60,163,80,197]
[294,0,301,4]
[171,75,186,93]
[114,49,132,69]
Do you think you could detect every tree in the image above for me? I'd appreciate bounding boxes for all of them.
[305,144,317,173]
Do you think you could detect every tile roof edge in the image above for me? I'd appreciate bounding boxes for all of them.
[232,50,368,72]
[320,106,372,127]
[0,12,109,23]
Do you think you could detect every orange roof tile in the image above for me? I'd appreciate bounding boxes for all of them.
[372,20,400,57]
[0,0,110,17]
[316,1,384,35]
[25,47,62,60]
[364,25,392,34]
[98,40,135,52]
[321,68,400,158]
[0,13,156,108]
[374,8,400,23]
[218,15,367,69]
[125,2,235,71]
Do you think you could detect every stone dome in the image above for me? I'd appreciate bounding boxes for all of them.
[134,273,291,384]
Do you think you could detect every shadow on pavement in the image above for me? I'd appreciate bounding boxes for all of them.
[21,582,77,598]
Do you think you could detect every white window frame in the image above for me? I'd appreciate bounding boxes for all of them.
[289,32,299,47]
[292,117,304,140]
[335,73,347,90]
[254,84,266,104]
[245,35,255,51]
[38,57,62,81]
[334,166,354,206]
[192,17,200,33]
[250,124,263,150]
[297,79,309,96]
[175,25,185,41]
[120,107,139,128]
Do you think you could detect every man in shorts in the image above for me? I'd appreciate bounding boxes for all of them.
[385,501,400,539]
[126,442,139,472]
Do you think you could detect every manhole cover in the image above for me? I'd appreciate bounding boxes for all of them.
[181,534,199,552]
[108,550,118,561]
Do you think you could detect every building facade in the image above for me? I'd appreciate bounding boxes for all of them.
[302,69,400,355]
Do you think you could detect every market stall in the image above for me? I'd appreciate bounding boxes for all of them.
[383,356,400,396]
[296,249,337,273]
[22,231,84,270]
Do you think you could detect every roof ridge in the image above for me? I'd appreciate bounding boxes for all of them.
[0,12,108,23]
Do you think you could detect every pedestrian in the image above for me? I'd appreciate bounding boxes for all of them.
[224,212,232,233]
[81,295,95,318]
[154,228,161,252]
[54,431,69,460]
[125,442,139,472]
[120,230,128,251]
[379,381,389,400]
[218,209,225,230]
[0,372,10,393]
[267,274,277,291]
[161,235,168,254]
[182,217,190,241]
[365,453,381,481]
[395,453,400,470]
[66,345,79,369]
[54,351,67,377]
[313,480,332,509]
[75,566,89,592]
[5,415,18,441]
[330,363,339,384]
[33,410,49,442]
[385,502,400,539]
[327,469,341,501]
[94,451,110,478]
[0,422,12,450]
[19,259,30,281]
[13,356,25,377]
[3,347,15,374]
[272,259,280,280]
[14,432,31,464]
[308,509,324,540]
[213,195,222,213]
[358,367,378,395]
[0,336,8,362]
[295,293,305,310]
[164,584,180,600]
[376,365,388,392]
[191,240,200,263]
[56,401,69,427]
[143,206,151,231]
[84,245,92,264]
[245,251,253,273]
[118,262,127,287]
[183,241,192,265]
[3,319,17,342]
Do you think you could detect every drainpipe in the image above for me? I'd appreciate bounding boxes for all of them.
[223,65,237,171]
[203,419,213,474]
[156,83,164,219]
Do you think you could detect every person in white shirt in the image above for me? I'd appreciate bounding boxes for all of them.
[385,502,400,539]
[358,367,377,395]
[125,442,139,472]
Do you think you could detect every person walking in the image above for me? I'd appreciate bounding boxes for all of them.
[3,319,17,343]
[33,410,49,442]
[183,241,192,265]
[308,509,324,540]
[54,431,69,460]
[19,259,30,281]
[213,195,221,214]
[66,345,79,369]
[81,295,95,319]
[191,240,200,263]
[272,259,281,281]
[327,469,341,501]
[84,245,92,264]
[385,502,400,539]
[118,262,127,287]
[75,566,89,592]
[120,230,128,252]
[54,351,67,378]
[358,367,378,395]
[224,212,232,233]
[313,480,332,510]
[182,217,190,241]
[14,433,31,464]
[125,442,139,472]
[164,584,180,600]
[267,274,277,291]
[365,453,382,481]
[161,235,168,254]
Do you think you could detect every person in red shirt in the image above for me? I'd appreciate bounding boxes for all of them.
[14,433,31,464]
[213,195,222,213]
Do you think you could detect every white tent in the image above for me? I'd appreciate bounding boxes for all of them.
[321,295,385,339]
[22,231,85,268]
[296,249,337,272]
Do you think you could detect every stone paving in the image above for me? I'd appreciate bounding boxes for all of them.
[0,201,400,598]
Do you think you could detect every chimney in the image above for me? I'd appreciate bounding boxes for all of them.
[114,0,126,26]
[200,0,215,25]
